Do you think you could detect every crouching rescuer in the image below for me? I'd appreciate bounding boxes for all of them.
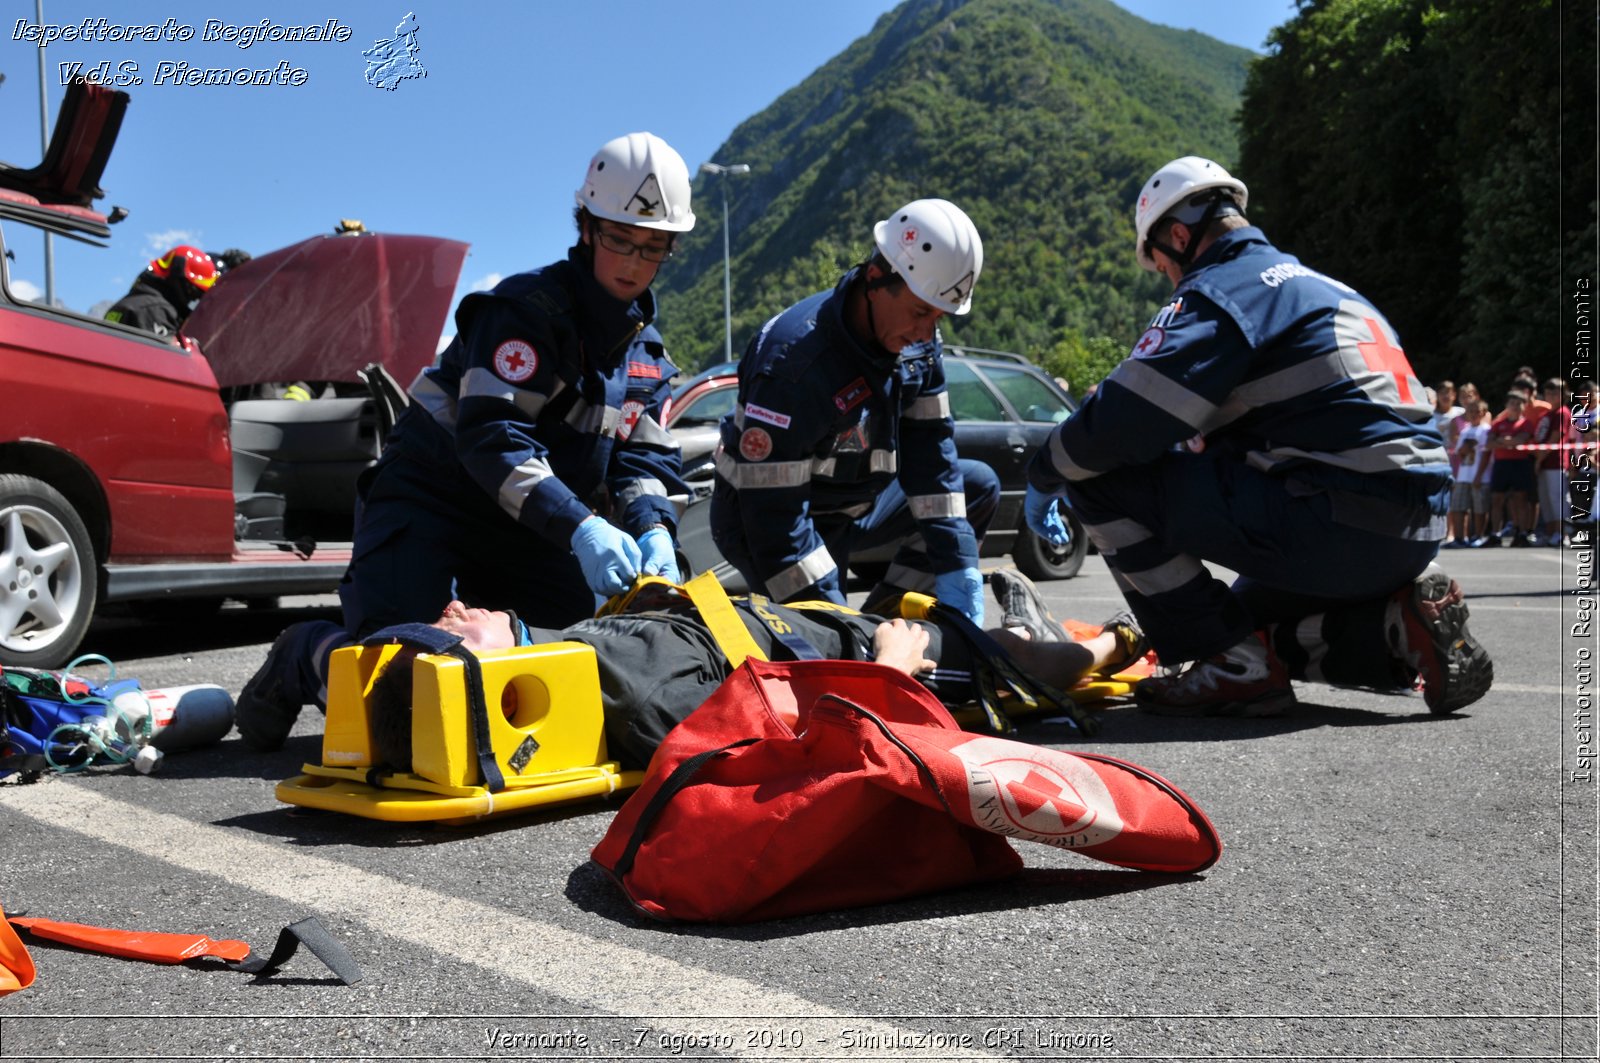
[709,198,999,626]
[1023,156,1493,717]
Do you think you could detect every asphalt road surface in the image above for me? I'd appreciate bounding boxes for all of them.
[1,545,1595,1062]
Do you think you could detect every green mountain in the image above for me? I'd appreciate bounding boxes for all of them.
[655,0,1252,376]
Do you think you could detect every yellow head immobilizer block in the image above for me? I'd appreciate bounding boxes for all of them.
[323,640,606,787]
[278,640,641,823]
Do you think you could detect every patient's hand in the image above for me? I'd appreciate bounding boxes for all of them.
[872,620,936,677]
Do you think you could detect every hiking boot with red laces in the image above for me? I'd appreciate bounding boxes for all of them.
[1136,634,1296,718]
[1398,564,1493,714]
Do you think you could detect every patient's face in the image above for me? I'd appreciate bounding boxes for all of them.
[433,601,516,652]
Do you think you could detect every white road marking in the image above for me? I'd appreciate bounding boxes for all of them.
[2,781,1002,1060]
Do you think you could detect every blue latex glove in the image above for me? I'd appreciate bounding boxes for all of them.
[1024,484,1071,548]
[934,566,986,627]
[637,525,681,584]
[570,516,642,596]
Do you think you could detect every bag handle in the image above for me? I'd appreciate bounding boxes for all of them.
[610,738,760,882]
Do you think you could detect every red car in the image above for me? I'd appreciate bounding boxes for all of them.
[0,80,464,667]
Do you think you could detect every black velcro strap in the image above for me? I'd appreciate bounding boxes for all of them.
[227,917,363,986]
[361,624,505,793]
[933,602,1101,737]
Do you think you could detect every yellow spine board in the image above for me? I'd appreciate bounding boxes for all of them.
[281,640,634,822]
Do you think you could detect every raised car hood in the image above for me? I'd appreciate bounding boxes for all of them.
[182,232,468,388]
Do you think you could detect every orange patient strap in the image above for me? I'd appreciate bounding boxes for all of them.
[4,913,361,985]
[8,916,252,964]
[0,904,36,995]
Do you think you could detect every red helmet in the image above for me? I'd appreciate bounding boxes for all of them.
[149,245,219,292]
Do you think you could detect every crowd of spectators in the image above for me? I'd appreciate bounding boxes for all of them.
[1437,367,1594,548]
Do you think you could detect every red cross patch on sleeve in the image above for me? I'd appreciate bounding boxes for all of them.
[739,427,773,462]
[1130,327,1165,359]
[493,339,538,383]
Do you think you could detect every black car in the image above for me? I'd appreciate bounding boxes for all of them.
[666,348,1087,589]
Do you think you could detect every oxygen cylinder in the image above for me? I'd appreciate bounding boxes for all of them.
[111,685,235,754]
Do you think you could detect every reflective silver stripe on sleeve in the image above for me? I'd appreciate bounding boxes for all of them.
[909,492,966,520]
[715,450,812,488]
[1080,516,1152,555]
[814,449,897,480]
[461,367,547,420]
[626,414,677,449]
[613,478,669,507]
[1046,429,1103,482]
[410,372,458,431]
[766,544,837,601]
[1117,553,1205,597]
[1107,358,1221,434]
[565,399,623,437]
[497,457,556,518]
[1246,437,1448,476]
[905,392,950,420]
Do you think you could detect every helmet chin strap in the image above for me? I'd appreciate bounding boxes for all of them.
[1149,195,1237,274]
[860,265,894,358]
[857,261,937,363]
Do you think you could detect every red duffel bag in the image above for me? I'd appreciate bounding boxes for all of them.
[590,659,1222,923]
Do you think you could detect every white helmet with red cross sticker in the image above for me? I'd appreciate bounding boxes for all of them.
[873,198,984,315]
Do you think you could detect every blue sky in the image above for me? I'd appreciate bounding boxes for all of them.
[0,0,1295,338]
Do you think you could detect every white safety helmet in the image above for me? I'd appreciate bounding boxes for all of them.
[872,198,984,315]
[1133,156,1248,271]
[575,132,696,233]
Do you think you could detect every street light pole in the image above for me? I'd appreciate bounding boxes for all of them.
[699,161,750,363]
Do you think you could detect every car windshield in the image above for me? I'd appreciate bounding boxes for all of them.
[943,360,1007,422]
[983,364,1072,423]
[674,384,738,426]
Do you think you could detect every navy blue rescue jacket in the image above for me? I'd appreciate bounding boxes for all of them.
[404,246,685,547]
[711,267,976,601]
[1030,228,1449,540]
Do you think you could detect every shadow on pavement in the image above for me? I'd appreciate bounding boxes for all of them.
[565,860,1201,937]
[1018,697,1458,746]
[1464,588,1575,600]
[212,782,627,849]
[82,601,341,661]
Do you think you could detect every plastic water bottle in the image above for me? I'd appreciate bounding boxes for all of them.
[111,685,235,754]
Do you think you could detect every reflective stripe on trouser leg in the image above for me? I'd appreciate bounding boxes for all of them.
[1064,465,1253,664]
[854,458,1001,588]
[1265,598,1407,690]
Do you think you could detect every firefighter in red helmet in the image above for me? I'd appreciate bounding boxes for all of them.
[104,245,219,338]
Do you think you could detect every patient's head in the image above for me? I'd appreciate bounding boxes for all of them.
[367,600,520,771]
[369,646,420,769]
[433,600,517,652]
